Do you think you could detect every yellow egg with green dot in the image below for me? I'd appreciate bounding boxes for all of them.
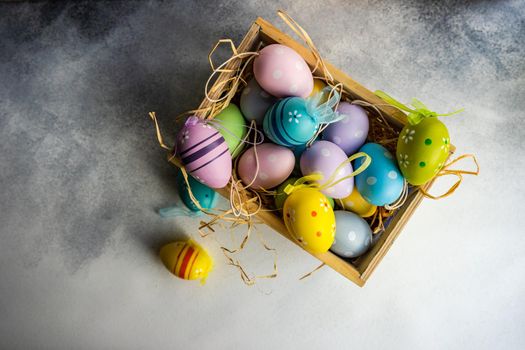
[396,117,450,186]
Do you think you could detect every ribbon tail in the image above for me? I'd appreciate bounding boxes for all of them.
[374,90,415,114]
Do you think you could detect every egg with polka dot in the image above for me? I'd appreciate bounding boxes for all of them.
[239,78,278,125]
[283,188,335,254]
[396,117,450,185]
[253,44,313,98]
[177,116,232,189]
[355,143,404,206]
[340,186,377,218]
[237,143,295,190]
[322,102,369,155]
[175,170,218,212]
[300,140,354,199]
[263,97,318,147]
[330,211,372,258]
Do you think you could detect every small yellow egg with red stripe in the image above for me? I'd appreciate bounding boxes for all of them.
[160,240,213,284]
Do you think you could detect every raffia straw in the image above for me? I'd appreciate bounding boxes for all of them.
[278,10,334,84]
[299,263,326,280]
[419,154,479,199]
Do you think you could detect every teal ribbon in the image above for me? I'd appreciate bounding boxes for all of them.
[375,90,464,125]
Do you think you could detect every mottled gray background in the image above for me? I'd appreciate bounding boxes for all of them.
[0,1,524,349]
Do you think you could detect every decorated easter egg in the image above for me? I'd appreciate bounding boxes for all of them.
[308,79,328,100]
[176,117,232,189]
[239,78,277,124]
[300,140,353,199]
[238,143,295,189]
[274,177,298,211]
[213,103,247,158]
[264,97,317,147]
[340,186,377,218]
[396,117,450,185]
[323,102,369,155]
[160,240,213,283]
[253,44,313,98]
[355,143,404,206]
[330,211,372,258]
[176,170,218,212]
[283,188,336,254]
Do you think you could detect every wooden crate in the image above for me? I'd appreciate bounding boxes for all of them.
[171,17,440,287]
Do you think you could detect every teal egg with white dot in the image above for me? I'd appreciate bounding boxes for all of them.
[263,97,318,147]
[330,210,372,258]
[176,170,219,212]
[355,143,404,206]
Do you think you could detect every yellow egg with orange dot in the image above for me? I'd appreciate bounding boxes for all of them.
[160,240,213,284]
[340,187,377,218]
[283,188,335,254]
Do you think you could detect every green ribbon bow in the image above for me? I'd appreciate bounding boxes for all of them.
[375,90,464,125]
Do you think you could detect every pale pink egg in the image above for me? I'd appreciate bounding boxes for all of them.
[253,44,313,98]
[238,143,295,189]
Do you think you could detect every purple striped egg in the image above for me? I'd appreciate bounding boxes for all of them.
[176,116,232,189]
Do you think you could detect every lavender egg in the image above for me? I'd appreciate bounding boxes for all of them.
[176,117,232,189]
[238,143,295,190]
[323,102,369,155]
[300,140,353,199]
[240,78,277,124]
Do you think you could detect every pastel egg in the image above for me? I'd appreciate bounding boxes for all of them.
[237,143,295,189]
[239,78,277,124]
[340,186,377,218]
[253,44,313,98]
[323,102,369,155]
[212,103,247,158]
[264,97,317,147]
[176,170,218,212]
[396,117,450,185]
[176,117,232,189]
[274,177,298,211]
[283,188,335,254]
[300,140,354,199]
[308,79,328,101]
[330,211,372,258]
[355,143,404,206]
[160,240,213,283]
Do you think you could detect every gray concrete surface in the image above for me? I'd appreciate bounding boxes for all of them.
[0,1,524,349]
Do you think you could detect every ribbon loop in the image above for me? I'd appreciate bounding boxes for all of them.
[375,90,463,125]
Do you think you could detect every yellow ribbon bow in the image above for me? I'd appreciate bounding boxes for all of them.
[375,90,464,125]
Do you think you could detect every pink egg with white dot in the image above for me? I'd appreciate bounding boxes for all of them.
[300,140,354,199]
[322,102,369,156]
[253,44,313,98]
[237,143,295,190]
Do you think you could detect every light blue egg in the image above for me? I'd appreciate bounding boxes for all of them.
[176,170,218,212]
[330,211,372,258]
[354,143,404,206]
[263,97,317,147]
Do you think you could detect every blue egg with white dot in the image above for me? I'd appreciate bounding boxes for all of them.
[331,210,372,258]
[354,143,404,206]
[176,170,219,212]
[263,97,318,147]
